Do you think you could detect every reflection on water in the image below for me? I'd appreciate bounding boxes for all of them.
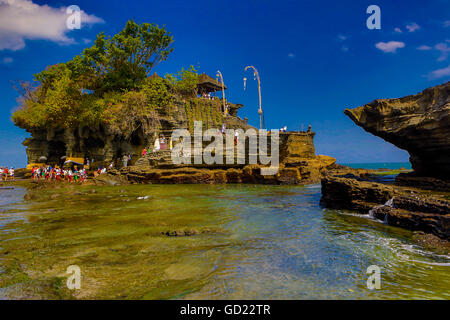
[0,183,448,299]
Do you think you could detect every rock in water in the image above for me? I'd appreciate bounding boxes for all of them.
[344,82,450,178]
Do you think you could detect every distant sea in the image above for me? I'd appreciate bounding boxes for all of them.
[339,162,412,170]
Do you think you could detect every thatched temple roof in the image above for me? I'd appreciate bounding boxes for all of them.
[197,73,227,93]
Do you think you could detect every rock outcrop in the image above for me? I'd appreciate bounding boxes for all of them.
[321,175,450,241]
[344,82,450,178]
[94,132,337,185]
[22,99,252,167]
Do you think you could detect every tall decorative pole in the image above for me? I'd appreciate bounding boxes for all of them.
[244,66,263,129]
[216,70,227,117]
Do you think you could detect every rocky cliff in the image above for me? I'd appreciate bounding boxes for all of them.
[321,174,450,242]
[96,132,337,185]
[344,82,450,178]
[23,98,251,167]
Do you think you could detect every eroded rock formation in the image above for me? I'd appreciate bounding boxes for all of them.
[95,132,337,185]
[344,82,450,178]
[23,99,251,167]
[321,175,450,241]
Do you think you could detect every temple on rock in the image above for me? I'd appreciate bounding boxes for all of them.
[19,71,334,185]
[22,73,251,168]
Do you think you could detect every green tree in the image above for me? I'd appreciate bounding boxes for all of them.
[166,65,199,98]
[80,20,174,93]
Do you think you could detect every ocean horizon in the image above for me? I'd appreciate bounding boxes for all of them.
[339,162,412,170]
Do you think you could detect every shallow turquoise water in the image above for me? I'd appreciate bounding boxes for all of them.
[0,183,449,299]
[340,162,412,170]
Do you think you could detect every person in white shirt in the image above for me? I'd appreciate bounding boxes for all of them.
[154,137,160,151]
[9,168,14,180]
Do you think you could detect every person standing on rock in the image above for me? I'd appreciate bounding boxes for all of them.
[122,154,129,167]
[154,137,160,152]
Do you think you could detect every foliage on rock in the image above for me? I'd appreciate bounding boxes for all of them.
[11,20,207,139]
[166,65,199,98]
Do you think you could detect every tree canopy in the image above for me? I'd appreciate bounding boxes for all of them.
[12,20,203,136]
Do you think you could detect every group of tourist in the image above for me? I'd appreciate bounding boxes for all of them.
[31,166,88,183]
[201,92,214,100]
[0,166,14,181]
[201,92,229,115]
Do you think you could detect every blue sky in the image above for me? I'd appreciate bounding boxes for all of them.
[0,0,449,168]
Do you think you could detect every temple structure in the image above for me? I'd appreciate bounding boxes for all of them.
[21,73,329,184]
[197,73,226,97]
[22,73,251,168]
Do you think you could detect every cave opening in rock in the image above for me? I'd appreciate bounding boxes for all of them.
[130,132,142,146]
[48,140,66,165]
[84,138,105,149]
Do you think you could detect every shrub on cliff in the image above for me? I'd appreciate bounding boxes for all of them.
[166,65,200,98]
[105,90,160,139]
[12,64,104,129]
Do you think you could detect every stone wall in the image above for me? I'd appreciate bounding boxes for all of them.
[134,131,316,169]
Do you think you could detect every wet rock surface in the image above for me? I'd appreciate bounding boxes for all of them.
[94,154,337,186]
[395,172,450,192]
[91,132,337,185]
[321,174,450,241]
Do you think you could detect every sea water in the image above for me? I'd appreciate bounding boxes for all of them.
[0,182,448,299]
[340,162,412,170]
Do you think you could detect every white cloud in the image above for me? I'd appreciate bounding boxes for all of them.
[337,34,347,41]
[375,41,405,53]
[0,0,103,51]
[1,56,13,64]
[287,53,295,58]
[417,45,432,51]
[405,23,420,32]
[394,27,402,33]
[435,42,450,61]
[426,65,450,80]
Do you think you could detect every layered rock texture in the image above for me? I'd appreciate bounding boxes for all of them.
[23,99,251,167]
[321,174,450,241]
[321,82,450,245]
[95,132,337,185]
[344,81,450,178]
